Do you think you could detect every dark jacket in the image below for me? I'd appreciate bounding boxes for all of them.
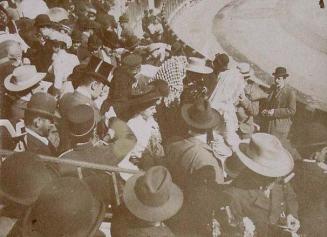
[264,85,296,140]
[25,132,55,156]
[111,204,175,237]
[225,174,298,237]
[166,137,225,189]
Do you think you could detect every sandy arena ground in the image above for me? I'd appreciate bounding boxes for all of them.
[171,0,327,111]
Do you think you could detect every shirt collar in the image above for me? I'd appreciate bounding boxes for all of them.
[26,128,49,145]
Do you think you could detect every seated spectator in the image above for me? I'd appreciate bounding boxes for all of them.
[10,177,106,236]
[225,133,299,237]
[147,15,163,42]
[48,39,79,96]
[111,166,182,237]
[23,92,60,156]
[0,152,59,220]
[58,104,136,205]
[4,65,49,124]
[118,80,169,180]
[166,99,225,189]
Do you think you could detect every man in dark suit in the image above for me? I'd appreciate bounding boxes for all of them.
[262,67,296,141]
[58,104,137,205]
[24,92,60,156]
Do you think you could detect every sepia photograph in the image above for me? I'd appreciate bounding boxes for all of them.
[0,0,326,236]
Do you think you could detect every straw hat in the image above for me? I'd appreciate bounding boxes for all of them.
[235,133,294,177]
[237,62,270,88]
[4,65,46,92]
[186,57,213,74]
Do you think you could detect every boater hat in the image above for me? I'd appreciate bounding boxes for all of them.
[4,65,46,92]
[186,57,213,74]
[181,99,223,130]
[235,133,294,177]
[123,166,183,222]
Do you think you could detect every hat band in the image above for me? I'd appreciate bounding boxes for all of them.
[71,119,96,137]
[134,176,170,207]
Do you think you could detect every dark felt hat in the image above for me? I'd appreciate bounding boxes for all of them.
[181,99,223,130]
[272,66,289,78]
[119,13,129,23]
[87,34,103,51]
[71,29,82,42]
[22,177,105,237]
[126,80,169,119]
[0,152,59,206]
[67,104,96,138]
[24,92,60,119]
[123,166,183,222]
[34,14,54,28]
[122,54,142,68]
[86,55,113,85]
[213,53,229,69]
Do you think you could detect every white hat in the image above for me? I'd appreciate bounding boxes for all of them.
[186,57,213,74]
[4,65,46,92]
[237,62,270,88]
[47,7,69,22]
[235,133,294,177]
[237,63,251,77]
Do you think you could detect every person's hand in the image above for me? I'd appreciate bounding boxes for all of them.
[48,124,60,149]
[262,109,274,116]
[313,146,327,163]
[286,214,300,233]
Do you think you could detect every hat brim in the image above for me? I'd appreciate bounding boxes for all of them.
[181,104,223,130]
[21,197,106,237]
[272,72,289,78]
[23,107,61,119]
[86,72,110,86]
[186,65,213,74]
[235,139,294,177]
[123,173,183,222]
[4,73,46,92]
[0,185,37,206]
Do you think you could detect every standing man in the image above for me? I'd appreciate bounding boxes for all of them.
[262,67,296,141]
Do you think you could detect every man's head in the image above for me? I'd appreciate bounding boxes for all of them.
[119,14,129,29]
[213,53,229,73]
[24,93,59,137]
[75,73,108,100]
[122,54,142,77]
[272,67,289,89]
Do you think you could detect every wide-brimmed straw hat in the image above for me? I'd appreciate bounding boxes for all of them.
[186,57,213,74]
[181,99,223,130]
[4,65,46,92]
[123,166,183,222]
[235,133,294,177]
